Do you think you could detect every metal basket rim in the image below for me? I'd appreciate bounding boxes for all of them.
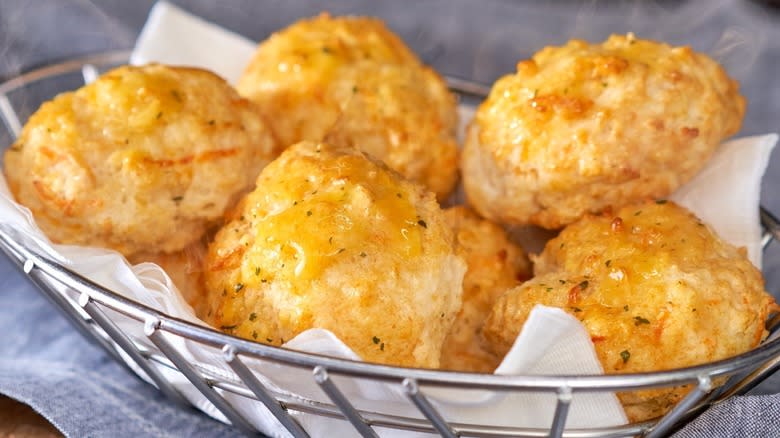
[1,50,779,392]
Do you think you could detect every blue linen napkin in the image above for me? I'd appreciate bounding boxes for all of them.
[1,1,780,437]
[0,259,237,437]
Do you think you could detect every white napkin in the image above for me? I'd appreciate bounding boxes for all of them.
[0,1,776,436]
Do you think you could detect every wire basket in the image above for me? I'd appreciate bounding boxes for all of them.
[2,51,780,438]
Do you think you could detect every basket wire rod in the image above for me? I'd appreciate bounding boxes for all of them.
[0,93,21,138]
[0,239,97,350]
[548,386,573,438]
[151,354,650,438]
[78,292,189,407]
[221,345,311,438]
[13,255,132,374]
[645,376,713,438]
[446,76,492,99]
[81,63,99,84]
[401,378,458,438]
[715,353,780,402]
[761,206,780,248]
[144,318,260,436]
[313,366,379,437]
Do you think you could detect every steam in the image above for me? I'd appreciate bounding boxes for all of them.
[0,0,136,81]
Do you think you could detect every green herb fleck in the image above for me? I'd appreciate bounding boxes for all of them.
[634,316,650,325]
[338,248,346,254]
[602,82,608,87]
[252,331,258,339]
[322,46,331,54]
[396,193,402,198]
[352,85,358,93]
[208,119,215,125]
[380,342,385,351]
[655,199,667,205]
[172,196,183,202]
[634,210,642,216]
[623,305,629,311]
[261,278,268,283]
[559,279,566,285]
[605,260,612,267]
[417,219,427,228]
[306,210,312,217]
[156,111,162,119]
[220,324,238,330]
[249,312,257,321]
[572,307,582,312]
[620,350,631,363]
[170,90,182,102]
[578,280,589,290]
[560,243,565,249]
[234,283,244,292]
[360,252,367,258]
[255,267,261,276]
[266,337,273,343]
[546,287,553,292]
[372,336,380,344]
[328,236,334,244]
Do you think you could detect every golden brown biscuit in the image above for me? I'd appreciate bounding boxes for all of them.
[202,141,466,368]
[4,64,279,257]
[483,200,776,421]
[237,13,459,199]
[462,34,746,229]
[439,206,531,373]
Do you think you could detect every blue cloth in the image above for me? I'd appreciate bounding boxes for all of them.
[1,1,780,437]
[0,259,237,436]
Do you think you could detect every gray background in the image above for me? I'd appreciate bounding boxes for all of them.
[0,0,779,435]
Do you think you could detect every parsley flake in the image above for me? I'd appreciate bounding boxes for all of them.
[634,316,650,325]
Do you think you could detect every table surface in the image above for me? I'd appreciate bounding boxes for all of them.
[0,0,779,436]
